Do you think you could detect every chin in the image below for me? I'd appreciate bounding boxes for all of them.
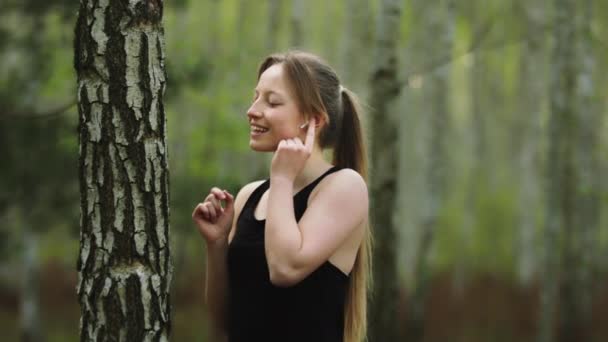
[249,141,277,152]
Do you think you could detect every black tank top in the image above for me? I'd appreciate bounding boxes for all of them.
[226,165,349,342]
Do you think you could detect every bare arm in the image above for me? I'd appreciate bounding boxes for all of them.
[197,181,264,339]
[204,238,229,341]
[265,169,368,287]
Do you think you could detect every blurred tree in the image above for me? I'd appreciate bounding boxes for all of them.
[341,0,374,98]
[403,1,455,341]
[267,0,281,52]
[539,0,599,341]
[368,0,403,341]
[290,0,304,47]
[74,0,171,340]
[514,0,548,288]
[0,1,79,341]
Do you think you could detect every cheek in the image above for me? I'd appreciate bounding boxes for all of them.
[270,117,299,139]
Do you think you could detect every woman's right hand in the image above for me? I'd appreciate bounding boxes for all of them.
[192,187,235,245]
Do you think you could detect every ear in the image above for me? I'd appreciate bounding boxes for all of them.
[312,113,327,129]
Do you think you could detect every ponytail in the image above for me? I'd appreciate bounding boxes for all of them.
[335,86,373,342]
[333,87,367,180]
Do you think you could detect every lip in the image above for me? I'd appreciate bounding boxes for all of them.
[250,130,266,137]
[250,123,268,129]
[250,123,269,138]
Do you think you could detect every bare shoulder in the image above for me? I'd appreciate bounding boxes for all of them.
[236,179,266,201]
[311,168,369,219]
[228,179,266,243]
[317,168,368,198]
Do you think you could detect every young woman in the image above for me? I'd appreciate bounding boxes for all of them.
[192,51,372,342]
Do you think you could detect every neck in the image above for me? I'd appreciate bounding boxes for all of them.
[292,147,333,191]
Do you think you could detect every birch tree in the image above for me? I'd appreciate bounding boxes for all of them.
[341,0,374,98]
[267,0,281,52]
[74,0,171,340]
[290,0,304,47]
[515,0,548,288]
[539,0,598,340]
[402,1,454,340]
[559,0,600,340]
[368,0,403,341]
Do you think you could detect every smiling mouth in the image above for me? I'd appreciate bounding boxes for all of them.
[250,125,269,134]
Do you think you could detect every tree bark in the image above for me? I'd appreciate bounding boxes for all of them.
[267,0,281,52]
[20,224,42,342]
[290,0,304,47]
[560,0,599,340]
[403,1,454,341]
[341,0,374,98]
[538,0,597,341]
[74,1,171,340]
[368,0,403,341]
[515,0,548,287]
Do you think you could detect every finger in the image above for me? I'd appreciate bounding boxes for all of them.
[206,195,222,211]
[192,203,203,219]
[205,202,218,221]
[293,137,303,146]
[193,203,209,221]
[304,117,316,152]
[223,190,234,209]
[200,204,210,221]
[211,187,226,200]
[210,188,226,211]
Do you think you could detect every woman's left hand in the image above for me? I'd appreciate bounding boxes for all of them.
[270,117,316,183]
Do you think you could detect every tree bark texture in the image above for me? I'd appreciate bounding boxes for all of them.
[368,0,403,341]
[539,0,597,341]
[403,1,454,341]
[74,0,171,341]
[516,0,548,287]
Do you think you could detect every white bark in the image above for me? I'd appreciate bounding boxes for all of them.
[368,0,403,341]
[75,0,171,340]
[516,0,548,287]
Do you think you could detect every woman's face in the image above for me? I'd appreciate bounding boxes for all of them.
[247,63,306,152]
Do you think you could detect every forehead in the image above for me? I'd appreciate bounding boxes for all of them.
[256,63,290,96]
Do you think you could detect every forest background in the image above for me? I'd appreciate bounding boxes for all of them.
[1,0,607,341]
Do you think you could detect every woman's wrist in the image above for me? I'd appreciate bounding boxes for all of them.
[206,236,228,251]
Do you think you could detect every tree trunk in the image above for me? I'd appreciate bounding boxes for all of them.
[267,0,281,52]
[404,1,454,341]
[539,0,593,341]
[368,0,403,341]
[341,0,374,98]
[20,224,42,342]
[560,0,599,340]
[290,0,304,47]
[515,0,548,287]
[74,1,172,340]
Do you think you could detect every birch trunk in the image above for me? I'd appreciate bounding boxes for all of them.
[368,0,403,341]
[516,0,548,287]
[538,0,582,340]
[341,0,374,98]
[404,1,454,340]
[21,224,42,342]
[74,1,171,340]
[561,0,599,340]
[267,0,281,52]
[290,0,304,47]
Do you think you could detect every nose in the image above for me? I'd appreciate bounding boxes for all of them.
[246,101,262,121]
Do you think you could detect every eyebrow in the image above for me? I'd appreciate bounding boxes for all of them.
[254,89,284,98]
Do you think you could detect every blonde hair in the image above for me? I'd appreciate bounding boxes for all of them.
[258,51,373,342]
